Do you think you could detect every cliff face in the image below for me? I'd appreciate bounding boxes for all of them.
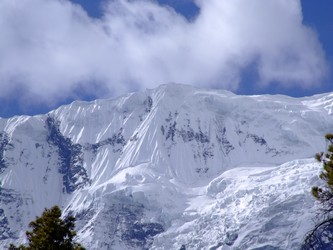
[1,84,332,249]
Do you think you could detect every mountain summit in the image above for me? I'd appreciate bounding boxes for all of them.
[1,83,332,249]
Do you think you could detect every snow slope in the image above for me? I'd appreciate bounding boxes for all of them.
[0,83,332,249]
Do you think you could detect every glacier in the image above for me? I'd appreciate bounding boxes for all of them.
[0,83,333,249]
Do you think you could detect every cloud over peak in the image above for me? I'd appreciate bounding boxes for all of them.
[0,0,328,105]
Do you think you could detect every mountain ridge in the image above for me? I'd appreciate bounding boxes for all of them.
[0,83,331,249]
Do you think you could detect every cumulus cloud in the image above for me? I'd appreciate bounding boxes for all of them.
[0,0,328,105]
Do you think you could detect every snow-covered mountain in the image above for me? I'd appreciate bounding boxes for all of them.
[0,83,332,249]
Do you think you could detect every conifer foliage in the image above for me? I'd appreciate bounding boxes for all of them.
[303,134,333,249]
[312,133,333,212]
[8,206,85,250]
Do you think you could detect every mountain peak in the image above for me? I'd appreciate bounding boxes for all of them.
[0,84,332,249]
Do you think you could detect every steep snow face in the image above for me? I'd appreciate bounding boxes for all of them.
[151,159,320,250]
[0,83,332,249]
[50,84,332,185]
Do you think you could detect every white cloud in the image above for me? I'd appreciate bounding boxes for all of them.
[0,0,328,104]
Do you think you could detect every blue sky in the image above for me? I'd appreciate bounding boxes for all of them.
[0,0,333,117]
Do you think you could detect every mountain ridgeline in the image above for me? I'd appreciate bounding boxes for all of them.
[0,84,333,249]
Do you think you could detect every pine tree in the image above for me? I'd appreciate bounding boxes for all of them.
[302,134,333,249]
[9,206,85,250]
[312,133,333,213]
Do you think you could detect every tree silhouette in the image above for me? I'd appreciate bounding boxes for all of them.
[9,206,85,250]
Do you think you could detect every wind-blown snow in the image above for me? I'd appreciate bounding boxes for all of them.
[0,83,331,249]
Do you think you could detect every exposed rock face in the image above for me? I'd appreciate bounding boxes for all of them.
[0,84,332,249]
